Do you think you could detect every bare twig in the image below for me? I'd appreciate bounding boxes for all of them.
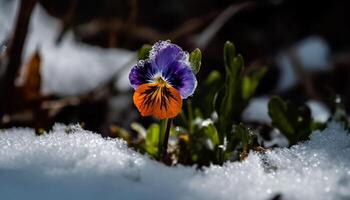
[127,0,138,26]
[193,2,255,49]
[0,0,37,118]
[56,0,78,44]
[167,11,218,40]
[75,9,218,45]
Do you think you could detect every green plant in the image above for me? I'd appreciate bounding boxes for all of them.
[268,96,325,146]
[117,41,269,166]
[214,41,266,162]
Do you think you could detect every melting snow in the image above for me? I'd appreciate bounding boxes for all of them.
[0,122,349,200]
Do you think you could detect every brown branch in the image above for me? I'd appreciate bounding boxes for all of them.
[127,0,138,26]
[193,2,255,49]
[56,0,78,44]
[167,11,218,40]
[0,0,37,118]
[75,9,218,46]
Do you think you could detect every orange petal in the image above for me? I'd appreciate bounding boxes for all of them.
[133,83,182,119]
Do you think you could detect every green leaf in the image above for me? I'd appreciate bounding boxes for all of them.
[231,55,244,76]
[194,108,204,119]
[268,97,295,139]
[332,96,349,127]
[138,44,152,60]
[211,41,267,163]
[110,125,131,142]
[224,41,236,74]
[204,70,221,86]
[217,41,244,142]
[201,122,220,147]
[144,123,160,157]
[310,121,326,131]
[195,70,221,118]
[242,67,267,100]
[130,122,147,139]
[189,48,202,74]
[234,123,252,152]
[146,124,160,146]
[268,96,321,146]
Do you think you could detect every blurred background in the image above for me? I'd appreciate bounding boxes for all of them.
[0,0,349,137]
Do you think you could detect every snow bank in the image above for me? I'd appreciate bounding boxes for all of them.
[0,0,18,45]
[0,122,349,200]
[1,0,135,96]
[25,5,135,96]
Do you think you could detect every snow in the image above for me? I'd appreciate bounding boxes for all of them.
[262,128,289,148]
[26,5,135,96]
[0,1,348,199]
[276,36,331,91]
[1,0,135,96]
[243,97,330,124]
[0,121,349,200]
[295,37,331,72]
[306,100,330,122]
[242,96,270,124]
[0,0,18,45]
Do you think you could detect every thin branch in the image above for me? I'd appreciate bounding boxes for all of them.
[0,0,37,117]
[193,2,255,49]
[56,0,78,44]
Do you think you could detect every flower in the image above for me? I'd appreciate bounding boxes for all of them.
[129,41,197,119]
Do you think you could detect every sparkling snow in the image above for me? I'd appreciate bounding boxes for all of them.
[0,1,348,199]
[0,122,349,200]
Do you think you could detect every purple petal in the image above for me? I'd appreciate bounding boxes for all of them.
[129,61,159,89]
[129,40,197,98]
[161,61,197,99]
[150,41,188,69]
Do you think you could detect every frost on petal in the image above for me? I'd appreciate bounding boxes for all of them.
[150,41,188,69]
[162,61,197,99]
[130,40,196,99]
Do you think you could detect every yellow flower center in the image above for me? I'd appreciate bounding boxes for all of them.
[154,76,168,87]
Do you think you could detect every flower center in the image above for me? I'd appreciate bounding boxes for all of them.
[154,76,168,87]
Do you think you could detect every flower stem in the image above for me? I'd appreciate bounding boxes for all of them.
[158,118,168,159]
[160,118,173,164]
[187,100,194,134]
